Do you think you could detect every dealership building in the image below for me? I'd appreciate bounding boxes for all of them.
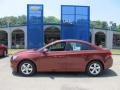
[0,4,120,49]
[0,25,120,49]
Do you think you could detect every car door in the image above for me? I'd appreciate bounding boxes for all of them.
[63,41,97,72]
[60,41,87,71]
[38,41,68,72]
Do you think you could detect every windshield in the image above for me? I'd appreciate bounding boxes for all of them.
[37,41,58,51]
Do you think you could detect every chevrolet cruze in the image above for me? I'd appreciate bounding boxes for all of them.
[10,39,113,76]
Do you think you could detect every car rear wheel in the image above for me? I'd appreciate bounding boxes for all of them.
[86,61,103,76]
[18,61,36,76]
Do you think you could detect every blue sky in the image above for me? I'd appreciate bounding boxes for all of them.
[0,0,120,24]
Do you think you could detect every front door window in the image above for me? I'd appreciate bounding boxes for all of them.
[47,42,66,51]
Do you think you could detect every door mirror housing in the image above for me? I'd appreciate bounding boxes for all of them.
[42,48,48,53]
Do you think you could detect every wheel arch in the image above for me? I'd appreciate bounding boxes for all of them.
[86,59,104,71]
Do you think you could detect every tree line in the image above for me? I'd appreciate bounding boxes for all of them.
[0,15,120,31]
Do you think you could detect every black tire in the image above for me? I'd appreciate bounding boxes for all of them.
[86,61,103,77]
[18,61,36,76]
[2,50,7,57]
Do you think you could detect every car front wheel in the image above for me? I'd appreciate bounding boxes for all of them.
[86,61,103,76]
[18,61,36,76]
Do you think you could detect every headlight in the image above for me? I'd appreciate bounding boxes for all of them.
[12,55,18,60]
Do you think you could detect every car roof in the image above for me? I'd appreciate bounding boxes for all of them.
[53,39,92,45]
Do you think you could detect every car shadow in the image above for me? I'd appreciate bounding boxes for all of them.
[0,56,9,59]
[99,69,118,77]
[0,55,9,59]
[0,57,3,59]
[13,69,117,79]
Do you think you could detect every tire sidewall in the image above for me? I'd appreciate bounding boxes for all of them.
[3,50,7,57]
[18,61,36,76]
[2,50,7,57]
[86,61,103,77]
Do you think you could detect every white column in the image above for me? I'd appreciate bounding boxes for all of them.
[8,30,11,48]
[110,31,113,49]
[24,28,27,49]
[106,31,113,49]
[91,29,95,45]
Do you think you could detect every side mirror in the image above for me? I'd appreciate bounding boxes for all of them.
[42,48,48,53]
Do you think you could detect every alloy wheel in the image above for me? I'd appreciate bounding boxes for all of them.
[21,63,33,75]
[87,61,103,76]
[19,61,36,76]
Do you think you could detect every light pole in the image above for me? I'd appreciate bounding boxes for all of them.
[7,18,10,28]
[7,17,11,48]
[109,21,112,31]
[91,24,95,45]
[109,21,115,49]
[109,21,116,31]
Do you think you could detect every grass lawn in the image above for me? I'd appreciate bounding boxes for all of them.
[8,49,26,55]
[111,49,120,55]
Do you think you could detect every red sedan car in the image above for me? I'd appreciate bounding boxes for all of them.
[10,39,113,76]
[0,44,7,57]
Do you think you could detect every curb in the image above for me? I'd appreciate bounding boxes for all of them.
[112,54,120,55]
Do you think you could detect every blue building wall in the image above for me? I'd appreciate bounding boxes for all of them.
[61,5,90,41]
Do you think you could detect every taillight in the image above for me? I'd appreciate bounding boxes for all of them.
[108,52,112,56]
[105,52,112,61]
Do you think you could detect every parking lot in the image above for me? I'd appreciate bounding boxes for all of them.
[0,55,120,90]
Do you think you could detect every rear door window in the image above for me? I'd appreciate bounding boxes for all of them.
[65,42,96,51]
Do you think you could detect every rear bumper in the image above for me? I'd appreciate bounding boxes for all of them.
[104,56,113,69]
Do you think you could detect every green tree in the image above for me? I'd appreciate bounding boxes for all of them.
[101,21,108,29]
[17,15,27,25]
[90,21,108,30]
[0,15,27,27]
[90,21,102,29]
[0,18,7,27]
[44,16,60,24]
[117,25,120,31]
[8,16,18,26]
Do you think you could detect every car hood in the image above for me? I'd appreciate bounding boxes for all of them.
[11,49,44,61]
[15,49,40,56]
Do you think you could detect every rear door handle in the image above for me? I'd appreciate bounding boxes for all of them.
[53,56,64,58]
[58,56,64,58]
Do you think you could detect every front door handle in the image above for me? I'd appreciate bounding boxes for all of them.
[53,56,64,58]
